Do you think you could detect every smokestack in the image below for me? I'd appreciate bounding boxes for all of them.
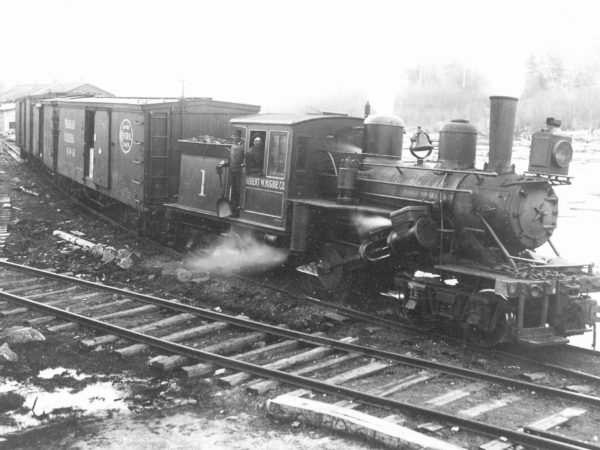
[488,96,518,174]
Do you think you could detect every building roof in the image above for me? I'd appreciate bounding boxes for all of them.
[230,113,362,126]
[0,84,48,101]
[0,82,113,101]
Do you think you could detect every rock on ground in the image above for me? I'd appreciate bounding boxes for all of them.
[0,326,46,344]
[0,343,18,362]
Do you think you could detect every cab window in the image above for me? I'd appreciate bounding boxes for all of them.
[247,130,266,174]
[267,131,288,178]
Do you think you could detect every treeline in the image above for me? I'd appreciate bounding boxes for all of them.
[393,50,600,133]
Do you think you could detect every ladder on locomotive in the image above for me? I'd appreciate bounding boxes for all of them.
[146,111,172,205]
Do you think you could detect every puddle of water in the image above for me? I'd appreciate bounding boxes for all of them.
[0,370,130,436]
[37,367,91,381]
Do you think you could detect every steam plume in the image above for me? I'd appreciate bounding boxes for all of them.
[351,214,392,236]
[185,232,288,274]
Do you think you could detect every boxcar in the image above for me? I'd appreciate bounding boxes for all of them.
[40,97,260,213]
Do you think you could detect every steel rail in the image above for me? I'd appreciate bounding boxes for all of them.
[565,345,600,357]
[0,288,592,450]
[2,260,600,410]
[491,348,600,384]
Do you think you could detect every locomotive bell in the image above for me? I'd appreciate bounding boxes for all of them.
[437,119,477,169]
[363,114,405,157]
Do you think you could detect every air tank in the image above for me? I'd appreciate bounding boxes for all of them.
[363,114,405,157]
[437,119,477,169]
[488,96,518,174]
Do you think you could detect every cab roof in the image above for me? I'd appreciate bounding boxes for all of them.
[231,113,363,126]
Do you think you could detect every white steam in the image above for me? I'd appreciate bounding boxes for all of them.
[352,214,392,236]
[185,232,288,274]
[335,143,362,154]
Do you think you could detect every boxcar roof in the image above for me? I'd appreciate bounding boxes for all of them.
[45,97,259,109]
[48,97,203,105]
[231,113,363,126]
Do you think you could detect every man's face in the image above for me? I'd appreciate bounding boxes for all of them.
[253,138,263,147]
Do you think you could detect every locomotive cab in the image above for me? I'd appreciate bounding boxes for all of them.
[165,113,364,245]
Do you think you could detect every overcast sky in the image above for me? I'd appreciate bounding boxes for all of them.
[3,0,600,113]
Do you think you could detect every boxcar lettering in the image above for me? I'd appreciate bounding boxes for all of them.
[64,132,75,144]
[66,147,76,157]
[64,118,76,129]
[119,119,134,153]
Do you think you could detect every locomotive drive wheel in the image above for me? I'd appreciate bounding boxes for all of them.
[463,290,514,347]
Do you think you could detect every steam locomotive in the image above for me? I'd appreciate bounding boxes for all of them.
[14,92,599,346]
[165,96,599,346]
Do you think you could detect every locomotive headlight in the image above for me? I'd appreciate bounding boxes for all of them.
[552,140,573,168]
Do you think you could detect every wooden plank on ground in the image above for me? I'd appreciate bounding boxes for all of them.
[424,382,487,407]
[47,304,159,332]
[247,353,362,395]
[458,394,521,418]
[286,360,391,398]
[67,292,109,302]
[479,439,513,450]
[0,279,49,291]
[26,286,79,300]
[220,337,358,387]
[480,406,587,450]
[1,290,81,317]
[525,407,587,431]
[148,332,266,372]
[26,299,134,326]
[80,313,196,348]
[267,394,464,450]
[180,338,307,383]
[115,320,229,357]
[335,370,437,409]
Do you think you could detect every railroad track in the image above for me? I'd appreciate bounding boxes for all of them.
[2,261,600,449]
[6,142,600,448]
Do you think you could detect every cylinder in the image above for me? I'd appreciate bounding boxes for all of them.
[488,96,518,174]
[437,119,478,169]
[363,114,405,157]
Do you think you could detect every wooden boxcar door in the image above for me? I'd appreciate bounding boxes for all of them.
[93,110,111,188]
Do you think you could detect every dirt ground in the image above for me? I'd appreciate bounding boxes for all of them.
[2,132,600,450]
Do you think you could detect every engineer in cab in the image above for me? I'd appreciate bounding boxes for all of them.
[245,136,264,174]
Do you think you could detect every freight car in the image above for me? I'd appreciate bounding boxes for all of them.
[14,82,113,156]
[166,96,600,346]
[20,96,259,230]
